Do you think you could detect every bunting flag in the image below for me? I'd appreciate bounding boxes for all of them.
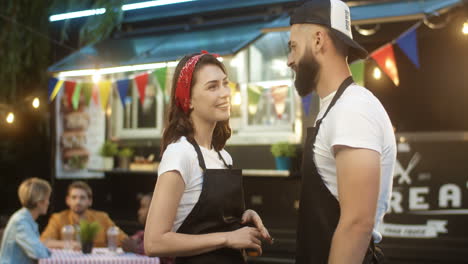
[396,25,420,68]
[48,78,58,101]
[72,83,82,110]
[64,81,77,109]
[271,85,288,119]
[82,83,93,106]
[302,93,313,117]
[116,79,131,108]
[247,85,262,115]
[92,84,100,105]
[153,67,167,93]
[99,81,112,111]
[350,60,365,86]
[135,73,149,106]
[371,44,400,86]
[49,79,64,102]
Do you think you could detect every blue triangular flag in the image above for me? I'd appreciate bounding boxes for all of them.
[396,26,420,68]
[302,93,312,117]
[116,79,131,108]
[48,78,58,102]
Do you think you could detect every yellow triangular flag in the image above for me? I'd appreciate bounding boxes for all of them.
[99,81,112,111]
[50,80,64,101]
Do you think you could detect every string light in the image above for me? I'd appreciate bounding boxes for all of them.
[6,112,14,124]
[373,67,382,80]
[32,98,40,109]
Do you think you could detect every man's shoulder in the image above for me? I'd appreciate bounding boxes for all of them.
[334,85,386,115]
[50,210,71,219]
[87,209,111,219]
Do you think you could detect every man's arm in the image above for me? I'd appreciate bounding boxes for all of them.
[102,212,128,245]
[328,146,380,264]
[40,214,60,241]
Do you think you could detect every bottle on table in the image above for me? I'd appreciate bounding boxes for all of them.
[107,226,119,253]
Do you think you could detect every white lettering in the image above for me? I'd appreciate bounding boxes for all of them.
[409,187,429,210]
[439,184,461,208]
[390,191,403,213]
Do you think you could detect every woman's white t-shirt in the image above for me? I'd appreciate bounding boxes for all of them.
[158,136,233,232]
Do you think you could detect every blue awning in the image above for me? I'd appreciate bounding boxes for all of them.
[48,22,265,72]
[123,0,297,24]
[263,0,463,31]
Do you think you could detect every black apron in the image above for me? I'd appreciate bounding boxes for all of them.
[175,141,246,264]
[296,76,383,264]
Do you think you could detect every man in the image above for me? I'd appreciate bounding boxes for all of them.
[41,181,127,248]
[287,1,396,263]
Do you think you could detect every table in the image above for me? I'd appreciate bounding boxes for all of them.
[39,248,160,264]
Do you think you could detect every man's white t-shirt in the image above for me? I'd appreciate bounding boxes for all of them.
[158,136,233,232]
[313,84,396,243]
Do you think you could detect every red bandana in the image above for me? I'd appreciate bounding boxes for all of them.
[175,50,219,113]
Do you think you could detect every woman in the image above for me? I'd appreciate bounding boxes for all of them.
[0,178,51,263]
[144,51,272,264]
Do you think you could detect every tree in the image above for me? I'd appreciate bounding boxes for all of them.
[0,0,124,102]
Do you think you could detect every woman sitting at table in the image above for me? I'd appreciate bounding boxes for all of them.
[0,178,51,264]
[144,52,272,264]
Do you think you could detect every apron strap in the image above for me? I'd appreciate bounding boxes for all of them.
[312,76,354,145]
[190,141,207,172]
[189,140,232,170]
[217,151,232,169]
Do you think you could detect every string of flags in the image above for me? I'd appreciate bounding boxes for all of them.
[49,21,421,116]
[303,21,422,115]
[48,67,168,111]
[351,21,422,87]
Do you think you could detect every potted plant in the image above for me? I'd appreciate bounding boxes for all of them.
[118,147,134,169]
[270,142,296,170]
[79,220,101,254]
[99,140,118,170]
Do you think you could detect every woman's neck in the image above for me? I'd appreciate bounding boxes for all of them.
[191,116,216,149]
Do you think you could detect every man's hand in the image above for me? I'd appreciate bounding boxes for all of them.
[122,237,139,253]
[241,209,273,244]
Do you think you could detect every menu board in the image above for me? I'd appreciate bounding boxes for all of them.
[54,89,105,179]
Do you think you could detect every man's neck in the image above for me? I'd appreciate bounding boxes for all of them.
[69,210,88,223]
[316,57,352,99]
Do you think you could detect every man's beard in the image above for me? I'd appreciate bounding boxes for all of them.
[294,50,320,97]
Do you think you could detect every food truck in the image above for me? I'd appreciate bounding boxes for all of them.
[47,0,468,262]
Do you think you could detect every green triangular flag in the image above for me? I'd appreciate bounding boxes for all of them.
[350,60,365,86]
[82,82,93,106]
[72,83,82,110]
[153,67,167,93]
[247,85,262,106]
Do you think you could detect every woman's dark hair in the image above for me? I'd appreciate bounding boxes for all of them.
[160,53,231,155]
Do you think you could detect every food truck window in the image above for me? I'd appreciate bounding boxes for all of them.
[113,72,164,139]
[226,32,301,144]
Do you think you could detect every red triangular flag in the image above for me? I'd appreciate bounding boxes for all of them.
[64,81,77,109]
[134,73,149,106]
[371,44,399,86]
[92,84,100,106]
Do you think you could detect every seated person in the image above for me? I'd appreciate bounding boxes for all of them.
[122,193,173,264]
[0,178,51,263]
[122,193,151,255]
[41,181,127,248]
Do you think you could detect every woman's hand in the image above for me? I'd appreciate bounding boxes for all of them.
[241,209,273,244]
[225,227,263,254]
